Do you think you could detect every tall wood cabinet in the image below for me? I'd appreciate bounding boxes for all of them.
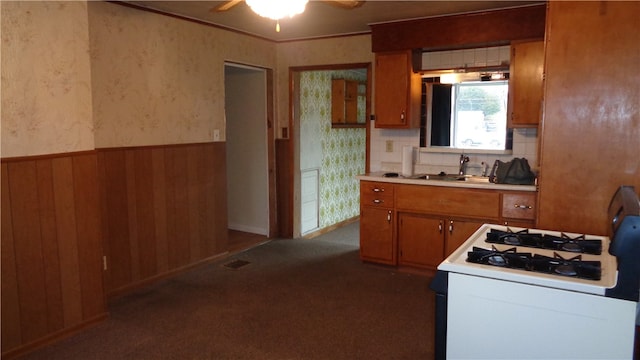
[374,51,422,128]
[537,1,640,235]
[508,40,545,128]
[359,181,396,264]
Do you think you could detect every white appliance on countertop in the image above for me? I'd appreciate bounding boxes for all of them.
[430,186,640,359]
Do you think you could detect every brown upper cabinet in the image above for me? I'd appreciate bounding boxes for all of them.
[508,40,545,128]
[331,78,364,127]
[374,51,422,129]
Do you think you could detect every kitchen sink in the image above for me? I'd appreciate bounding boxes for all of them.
[414,173,491,183]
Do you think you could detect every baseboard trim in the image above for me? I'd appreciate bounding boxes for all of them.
[106,251,230,299]
[1,313,108,360]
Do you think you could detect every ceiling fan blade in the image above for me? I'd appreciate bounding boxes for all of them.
[211,0,244,13]
[324,0,365,9]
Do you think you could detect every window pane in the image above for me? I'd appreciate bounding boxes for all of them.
[452,81,508,150]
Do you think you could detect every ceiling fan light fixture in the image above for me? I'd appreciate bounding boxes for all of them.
[246,0,309,21]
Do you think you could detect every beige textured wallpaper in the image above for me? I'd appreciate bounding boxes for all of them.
[88,1,276,148]
[1,1,373,157]
[1,1,95,158]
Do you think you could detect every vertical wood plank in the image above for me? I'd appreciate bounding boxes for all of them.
[8,161,49,342]
[134,148,157,278]
[152,148,169,274]
[1,163,22,349]
[187,145,201,261]
[72,154,105,319]
[211,143,228,253]
[125,150,140,282]
[35,159,64,332]
[198,144,215,257]
[97,151,112,293]
[169,146,190,268]
[102,150,131,291]
[51,157,83,327]
[164,147,178,269]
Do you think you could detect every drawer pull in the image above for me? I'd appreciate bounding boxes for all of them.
[372,188,384,193]
[514,204,533,209]
[373,199,384,204]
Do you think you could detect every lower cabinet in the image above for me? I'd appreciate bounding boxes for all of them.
[359,180,537,272]
[398,213,485,270]
[360,206,396,265]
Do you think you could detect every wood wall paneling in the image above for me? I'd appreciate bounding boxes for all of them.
[371,4,546,52]
[100,143,228,295]
[1,152,106,357]
[538,1,640,234]
[9,161,50,343]
[276,139,293,238]
[1,163,22,350]
[72,154,106,319]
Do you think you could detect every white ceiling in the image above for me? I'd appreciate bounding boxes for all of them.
[121,1,542,42]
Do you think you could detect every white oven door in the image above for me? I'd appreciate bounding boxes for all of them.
[447,272,636,359]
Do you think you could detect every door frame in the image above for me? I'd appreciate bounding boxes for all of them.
[287,63,372,238]
[224,62,277,238]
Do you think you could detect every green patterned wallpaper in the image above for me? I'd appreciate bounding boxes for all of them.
[300,70,366,229]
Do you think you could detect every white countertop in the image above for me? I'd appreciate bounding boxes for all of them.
[357,172,537,192]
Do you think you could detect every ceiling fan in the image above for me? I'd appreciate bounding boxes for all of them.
[212,0,364,32]
[212,0,365,13]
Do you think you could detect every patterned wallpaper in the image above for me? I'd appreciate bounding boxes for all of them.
[1,1,95,157]
[300,70,366,229]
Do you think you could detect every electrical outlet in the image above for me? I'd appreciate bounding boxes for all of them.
[386,140,393,152]
[213,129,220,141]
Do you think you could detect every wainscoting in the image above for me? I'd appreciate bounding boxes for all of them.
[1,142,229,358]
[1,152,106,358]
[98,142,228,296]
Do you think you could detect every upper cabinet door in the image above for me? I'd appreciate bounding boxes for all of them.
[508,40,545,128]
[374,51,422,129]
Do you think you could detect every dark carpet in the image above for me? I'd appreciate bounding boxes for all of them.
[20,222,435,359]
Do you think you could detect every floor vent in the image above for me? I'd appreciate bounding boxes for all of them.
[223,259,251,270]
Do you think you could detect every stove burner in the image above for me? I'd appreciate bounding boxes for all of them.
[486,228,602,255]
[555,264,578,276]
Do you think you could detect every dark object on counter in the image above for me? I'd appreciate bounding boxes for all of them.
[383,172,398,177]
[489,158,535,185]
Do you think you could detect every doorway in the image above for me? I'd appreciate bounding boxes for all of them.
[290,64,371,238]
[224,63,275,248]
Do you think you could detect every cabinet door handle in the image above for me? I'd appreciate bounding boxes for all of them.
[372,188,384,193]
[514,204,533,209]
[438,220,443,233]
[449,220,454,234]
[387,210,391,223]
[400,110,405,123]
[373,199,384,204]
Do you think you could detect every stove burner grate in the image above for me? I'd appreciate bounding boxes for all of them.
[466,246,601,280]
[486,228,602,255]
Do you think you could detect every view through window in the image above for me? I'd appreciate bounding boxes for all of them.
[452,81,508,149]
[423,79,510,151]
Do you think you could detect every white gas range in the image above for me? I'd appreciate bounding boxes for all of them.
[430,186,640,359]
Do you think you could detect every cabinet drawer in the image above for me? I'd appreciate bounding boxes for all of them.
[360,181,394,207]
[502,193,536,220]
[396,185,500,219]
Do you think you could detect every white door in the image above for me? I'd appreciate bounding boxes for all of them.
[301,169,319,234]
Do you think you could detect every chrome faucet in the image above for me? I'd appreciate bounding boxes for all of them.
[459,154,470,175]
